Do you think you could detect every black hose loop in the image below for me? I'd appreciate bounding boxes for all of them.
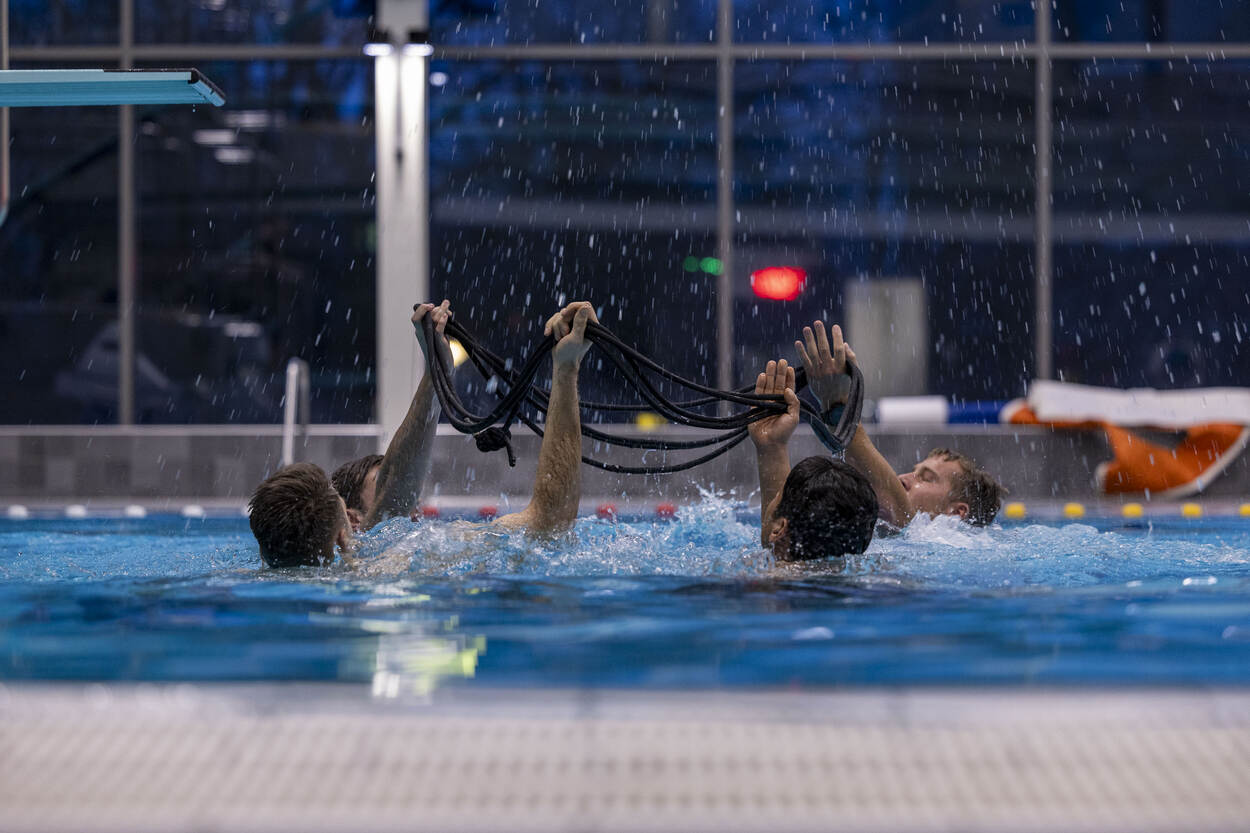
[474,426,517,467]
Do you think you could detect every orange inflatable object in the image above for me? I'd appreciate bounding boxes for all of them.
[1004,403,1250,498]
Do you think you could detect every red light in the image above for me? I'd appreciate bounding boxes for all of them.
[751,267,806,301]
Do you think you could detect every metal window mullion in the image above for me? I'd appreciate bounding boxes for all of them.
[2,0,10,227]
[118,0,135,424]
[715,0,733,400]
[1034,0,1053,382]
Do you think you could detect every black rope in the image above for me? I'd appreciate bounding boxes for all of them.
[419,309,863,474]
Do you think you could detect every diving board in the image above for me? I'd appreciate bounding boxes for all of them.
[0,69,225,107]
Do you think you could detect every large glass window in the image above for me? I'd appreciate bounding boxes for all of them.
[1,80,120,423]
[1051,59,1250,388]
[135,0,368,45]
[433,0,718,45]
[7,1,1250,427]
[430,61,720,414]
[734,59,1036,399]
[1054,0,1250,42]
[8,0,119,45]
[734,0,1034,44]
[134,60,376,423]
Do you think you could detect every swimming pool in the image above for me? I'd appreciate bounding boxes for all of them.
[3,498,1249,690]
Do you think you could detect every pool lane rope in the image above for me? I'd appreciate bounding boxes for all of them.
[419,310,864,475]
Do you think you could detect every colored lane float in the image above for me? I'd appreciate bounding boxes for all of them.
[996,500,1248,520]
[1003,502,1027,520]
[414,503,682,520]
[5,500,1250,522]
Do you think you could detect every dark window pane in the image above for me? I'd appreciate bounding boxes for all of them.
[735,0,1035,44]
[135,60,376,423]
[9,0,119,46]
[735,60,1036,399]
[434,0,717,45]
[1,85,120,423]
[1052,60,1250,387]
[136,0,368,45]
[430,61,719,415]
[1054,0,1250,43]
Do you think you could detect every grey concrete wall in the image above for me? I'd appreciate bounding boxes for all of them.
[2,424,1248,503]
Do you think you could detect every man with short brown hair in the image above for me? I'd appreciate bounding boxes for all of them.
[248,300,598,567]
[918,447,1004,527]
[248,462,352,567]
[795,320,1005,528]
[330,454,383,525]
[331,301,454,532]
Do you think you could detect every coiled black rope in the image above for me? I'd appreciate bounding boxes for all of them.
[419,309,863,475]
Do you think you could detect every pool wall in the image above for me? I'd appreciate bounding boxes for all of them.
[3,424,1248,505]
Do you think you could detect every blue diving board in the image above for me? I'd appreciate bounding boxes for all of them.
[0,69,225,107]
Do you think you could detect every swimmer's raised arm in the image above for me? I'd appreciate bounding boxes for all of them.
[846,426,913,527]
[747,359,799,547]
[496,301,596,535]
[796,320,912,527]
[363,300,452,529]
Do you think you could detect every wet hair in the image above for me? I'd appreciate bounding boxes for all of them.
[248,462,344,567]
[773,456,878,560]
[330,454,383,512]
[927,447,1006,527]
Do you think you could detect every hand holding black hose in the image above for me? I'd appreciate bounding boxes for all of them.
[418,308,863,474]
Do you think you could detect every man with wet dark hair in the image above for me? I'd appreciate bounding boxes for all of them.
[332,301,453,532]
[248,301,599,567]
[248,462,352,568]
[747,358,878,560]
[795,320,1005,528]
[771,457,878,560]
[330,454,382,522]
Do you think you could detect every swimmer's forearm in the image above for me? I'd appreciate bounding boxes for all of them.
[755,445,790,547]
[365,373,441,528]
[847,425,913,526]
[522,364,582,534]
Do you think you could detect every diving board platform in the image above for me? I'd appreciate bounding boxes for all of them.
[0,69,225,107]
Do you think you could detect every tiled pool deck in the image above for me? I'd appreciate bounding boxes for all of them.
[3,684,1248,832]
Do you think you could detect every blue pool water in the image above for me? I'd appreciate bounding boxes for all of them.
[2,498,1249,689]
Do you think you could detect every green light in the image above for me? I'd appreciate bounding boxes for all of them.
[682,256,701,272]
[700,257,723,275]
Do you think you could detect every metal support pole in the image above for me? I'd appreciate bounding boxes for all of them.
[715,0,734,398]
[118,0,136,424]
[1033,0,1053,381]
[374,50,430,449]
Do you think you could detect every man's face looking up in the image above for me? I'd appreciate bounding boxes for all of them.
[898,455,968,521]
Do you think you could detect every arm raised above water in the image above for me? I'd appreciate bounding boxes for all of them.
[495,301,597,536]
